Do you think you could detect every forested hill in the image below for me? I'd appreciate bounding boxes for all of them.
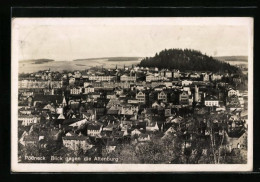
[139,49,240,73]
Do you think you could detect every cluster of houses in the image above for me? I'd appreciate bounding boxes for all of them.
[18,66,248,162]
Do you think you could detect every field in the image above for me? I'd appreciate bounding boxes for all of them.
[19,57,142,73]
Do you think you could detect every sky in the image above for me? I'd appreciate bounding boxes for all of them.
[12,18,253,61]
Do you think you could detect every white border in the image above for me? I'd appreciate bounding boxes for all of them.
[11,17,253,172]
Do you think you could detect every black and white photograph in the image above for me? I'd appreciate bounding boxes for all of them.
[11,17,253,172]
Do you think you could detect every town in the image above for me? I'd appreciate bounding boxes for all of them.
[18,64,248,164]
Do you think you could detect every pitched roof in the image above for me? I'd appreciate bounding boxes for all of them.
[63,135,90,141]
[34,94,63,104]
[107,109,119,115]
[205,95,218,101]
[88,124,101,130]
[62,118,81,125]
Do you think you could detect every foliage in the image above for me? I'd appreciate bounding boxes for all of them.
[139,48,241,74]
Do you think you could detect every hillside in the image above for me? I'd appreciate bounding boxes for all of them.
[74,57,142,62]
[214,56,248,62]
[20,59,54,64]
[139,49,241,73]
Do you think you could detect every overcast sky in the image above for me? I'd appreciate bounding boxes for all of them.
[13,18,253,61]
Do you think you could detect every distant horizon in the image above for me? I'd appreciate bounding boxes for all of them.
[19,54,248,62]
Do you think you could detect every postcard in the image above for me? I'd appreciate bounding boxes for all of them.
[11,17,253,172]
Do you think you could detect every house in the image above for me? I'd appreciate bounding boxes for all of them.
[70,87,82,95]
[21,91,34,97]
[87,124,102,137]
[182,80,193,86]
[152,101,160,108]
[165,71,172,78]
[202,73,210,81]
[146,75,166,82]
[136,91,146,104]
[18,79,62,89]
[120,74,136,82]
[62,133,93,151]
[228,89,240,97]
[189,73,200,79]
[18,108,33,115]
[73,71,82,78]
[120,105,139,115]
[103,122,118,131]
[56,105,64,114]
[18,115,40,126]
[204,95,219,107]
[173,69,180,78]
[179,91,189,105]
[69,77,76,85]
[105,140,117,153]
[84,85,95,94]
[88,75,115,82]
[211,73,223,81]
[158,91,167,102]
[69,119,87,127]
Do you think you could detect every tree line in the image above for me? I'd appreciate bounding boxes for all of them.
[139,48,241,74]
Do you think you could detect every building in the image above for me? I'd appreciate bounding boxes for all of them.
[62,133,92,151]
[136,91,146,104]
[228,89,240,97]
[88,75,115,82]
[83,82,91,88]
[173,69,180,78]
[182,80,193,86]
[69,77,76,85]
[204,95,219,107]
[146,75,166,82]
[165,71,172,78]
[84,85,95,94]
[158,91,167,102]
[202,73,210,81]
[87,124,102,137]
[18,115,40,126]
[120,74,136,82]
[211,73,223,81]
[70,87,82,95]
[18,80,63,89]
[179,91,189,105]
